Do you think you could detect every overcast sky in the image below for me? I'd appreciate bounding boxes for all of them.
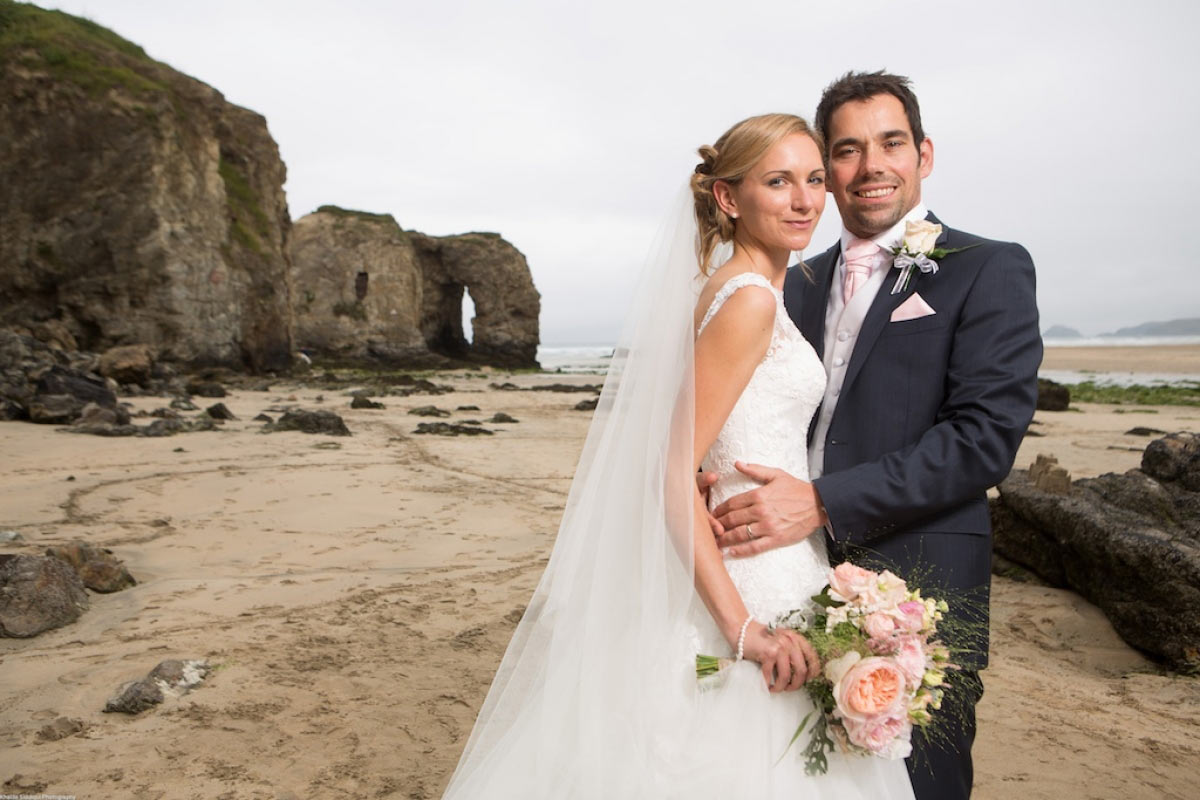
[44,0,1200,344]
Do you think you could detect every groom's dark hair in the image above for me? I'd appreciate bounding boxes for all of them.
[815,70,925,148]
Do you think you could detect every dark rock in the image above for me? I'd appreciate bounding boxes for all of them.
[104,658,209,714]
[150,407,181,419]
[1036,378,1070,411]
[490,412,518,424]
[45,541,136,593]
[28,394,83,425]
[409,405,451,417]
[1,397,26,420]
[351,395,385,409]
[574,398,599,411]
[205,402,237,420]
[35,365,117,409]
[140,417,205,436]
[36,716,87,742]
[186,380,226,398]
[264,409,351,436]
[99,345,154,387]
[0,554,89,637]
[253,413,273,423]
[1142,432,1200,490]
[65,421,139,437]
[103,679,163,714]
[1126,427,1167,437]
[456,405,480,411]
[531,383,603,394]
[489,382,520,391]
[991,438,1200,670]
[170,397,199,411]
[414,422,494,436]
[75,402,131,426]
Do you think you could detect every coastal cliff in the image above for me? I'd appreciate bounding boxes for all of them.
[0,1,293,370]
[0,2,539,374]
[291,208,540,368]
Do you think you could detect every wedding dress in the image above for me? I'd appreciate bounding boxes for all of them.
[441,191,913,799]
[680,271,914,797]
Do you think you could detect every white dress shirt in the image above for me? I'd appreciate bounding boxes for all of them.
[808,203,929,480]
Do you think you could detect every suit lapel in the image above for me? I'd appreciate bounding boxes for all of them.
[838,211,943,399]
[794,243,838,360]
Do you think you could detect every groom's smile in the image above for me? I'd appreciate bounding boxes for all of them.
[826,94,934,238]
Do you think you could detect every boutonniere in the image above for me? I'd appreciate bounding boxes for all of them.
[889,220,977,295]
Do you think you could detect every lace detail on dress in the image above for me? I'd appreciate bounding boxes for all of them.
[689,270,831,656]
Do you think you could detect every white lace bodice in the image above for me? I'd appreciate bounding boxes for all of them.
[690,271,831,655]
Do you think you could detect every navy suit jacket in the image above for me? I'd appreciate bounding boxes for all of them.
[784,214,1042,668]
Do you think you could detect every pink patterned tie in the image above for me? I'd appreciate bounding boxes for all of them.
[842,237,880,303]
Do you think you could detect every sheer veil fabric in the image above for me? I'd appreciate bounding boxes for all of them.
[441,189,914,799]
[441,188,703,798]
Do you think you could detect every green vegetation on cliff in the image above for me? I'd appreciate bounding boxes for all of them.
[220,156,273,256]
[0,1,169,96]
[316,205,399,226]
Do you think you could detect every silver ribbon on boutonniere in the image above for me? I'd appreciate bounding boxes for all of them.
[889,220,978,295]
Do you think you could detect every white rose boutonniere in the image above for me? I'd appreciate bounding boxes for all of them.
[889,220,978,295]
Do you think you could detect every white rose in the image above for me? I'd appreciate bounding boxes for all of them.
[902,220,941,254]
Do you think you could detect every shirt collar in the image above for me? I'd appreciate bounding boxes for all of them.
[839,202,929,256]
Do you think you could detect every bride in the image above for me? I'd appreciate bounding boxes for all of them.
[440,114,914,799]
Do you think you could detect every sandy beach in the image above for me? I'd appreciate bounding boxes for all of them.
[1040,344,1200,376]
[1,355,1198,799]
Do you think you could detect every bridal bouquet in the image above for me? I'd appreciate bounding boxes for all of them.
[696,563,954,775]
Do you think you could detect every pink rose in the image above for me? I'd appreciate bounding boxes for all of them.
[862,612,897,639]
[834,656,908,724]
[868,636,900,655]
[896,601,925,633]
[842,714,913,758]
[828,563,877,603]
[893,636,927,688]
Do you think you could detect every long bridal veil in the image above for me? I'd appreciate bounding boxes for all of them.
[441,188,703,799]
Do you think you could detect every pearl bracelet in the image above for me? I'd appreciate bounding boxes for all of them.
[735,616,754,662]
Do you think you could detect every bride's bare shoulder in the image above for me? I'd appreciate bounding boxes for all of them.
[693,267,776,337]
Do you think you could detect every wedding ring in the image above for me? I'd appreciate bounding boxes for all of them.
[746,524,756,540]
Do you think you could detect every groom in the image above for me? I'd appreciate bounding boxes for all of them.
[712,71,1041,799]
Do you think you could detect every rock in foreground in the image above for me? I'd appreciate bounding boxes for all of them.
[263,409,350,436]
[104,659,210,714]
[991,434,1200,670]
[0,555,89,637]
[1036,378,1070,411]
[45,541,136,593]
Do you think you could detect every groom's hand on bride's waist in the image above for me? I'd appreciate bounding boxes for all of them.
[711,462,828,558]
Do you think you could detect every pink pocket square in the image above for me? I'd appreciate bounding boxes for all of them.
[890,292,936,322]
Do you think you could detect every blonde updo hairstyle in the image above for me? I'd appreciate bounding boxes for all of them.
[691,113,824,274]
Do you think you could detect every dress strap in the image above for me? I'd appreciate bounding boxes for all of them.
[698,272,780,336]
